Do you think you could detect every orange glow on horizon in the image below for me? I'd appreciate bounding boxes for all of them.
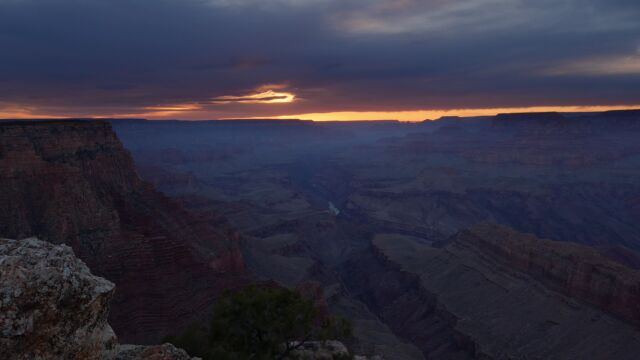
[143,103,202,112]
[259,105,640,122]
[3,104,640,122]
[0,105,65,120]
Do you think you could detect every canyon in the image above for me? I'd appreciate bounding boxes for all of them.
[2,112,640,358]
[111,111,640,358]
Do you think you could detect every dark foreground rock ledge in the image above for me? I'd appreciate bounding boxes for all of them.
[0,237,380,360]
[0,237,195,360]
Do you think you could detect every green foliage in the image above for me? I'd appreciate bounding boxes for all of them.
[163,324,209,356]
[165,286,352,360]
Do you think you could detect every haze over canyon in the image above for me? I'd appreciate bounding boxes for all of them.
[2,0,640,358]
[2,110,640,359]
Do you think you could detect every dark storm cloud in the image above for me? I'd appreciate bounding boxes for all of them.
[0,0,639,118]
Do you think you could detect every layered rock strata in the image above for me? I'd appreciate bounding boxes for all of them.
[352,225,640,359]
[0,121,246,343]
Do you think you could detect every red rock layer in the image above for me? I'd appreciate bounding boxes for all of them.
[0,120,247,344]
[454,223,640,326]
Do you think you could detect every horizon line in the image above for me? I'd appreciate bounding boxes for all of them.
[2,106,640,123]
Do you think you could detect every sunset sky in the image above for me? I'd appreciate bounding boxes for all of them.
[1,0,639,121]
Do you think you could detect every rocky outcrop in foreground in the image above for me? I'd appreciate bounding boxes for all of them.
[0,238,117,359]
[0,237,195,359]
[0,237,374,360]
[289,340,384,359]
[114,344,193,360]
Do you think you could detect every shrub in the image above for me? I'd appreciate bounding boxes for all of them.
[165,285,352,360]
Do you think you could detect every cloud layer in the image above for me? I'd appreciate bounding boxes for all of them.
[0,0,639,119]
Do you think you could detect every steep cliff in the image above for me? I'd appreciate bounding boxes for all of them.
[342,246,476,359]
[0,120,246,343]
[453,223,640,326]
[349,227,640,359]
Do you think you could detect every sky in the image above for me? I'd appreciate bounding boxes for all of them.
[1,0,639,121]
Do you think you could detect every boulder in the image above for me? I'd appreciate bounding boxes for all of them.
[0,238,117,359]
[114,344,195,360]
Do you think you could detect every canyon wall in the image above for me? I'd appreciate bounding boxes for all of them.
[0,121,247,343]
[454,223,640,326]
[362,226,640,359]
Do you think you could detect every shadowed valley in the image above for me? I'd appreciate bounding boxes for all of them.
[102,111,640,358]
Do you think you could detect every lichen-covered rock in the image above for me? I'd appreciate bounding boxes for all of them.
[0,237,117,360]
[288,341,350,359]
[115,343,197,360]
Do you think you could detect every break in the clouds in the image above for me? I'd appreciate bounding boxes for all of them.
[0,0,639,119]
